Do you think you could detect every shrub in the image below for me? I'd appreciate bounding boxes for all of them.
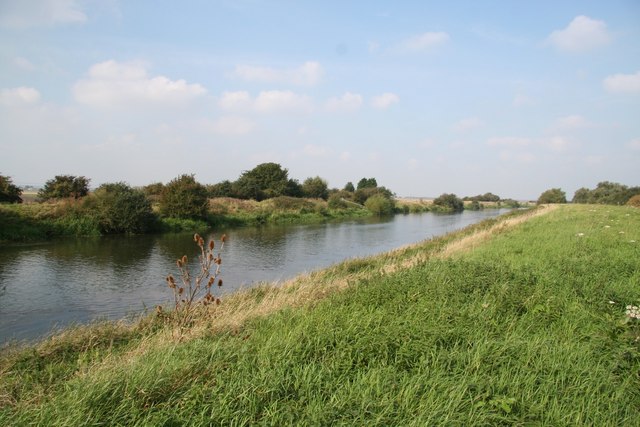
[233,162,291,201]
[357,177,378,190]
[343,182,355,192]
[364,194,395,215]
[627,195,640,208]
[433,193,464,212]
[537,188,567,204]
[38,175,90,201]
[160,174,209,219]
[328,193,347,209]
[302,176,329,200]
[0,174,22,203]
[90,182,155,234]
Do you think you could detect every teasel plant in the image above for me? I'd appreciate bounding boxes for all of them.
[161,232,226,332]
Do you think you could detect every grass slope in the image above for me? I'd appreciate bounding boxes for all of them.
[1,205,639,425]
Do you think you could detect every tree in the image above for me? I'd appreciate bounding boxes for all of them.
[302,176,329,200]
[364,194,395,215]
[143,182,165,196]
[160,174,209,219]
[357,177,377,190]
[38,175,90,201]
[572,187,591,204]
[537,188,567,204]
[91,182,155,233]
[234,162,291,201]
[433,193,464,212]
[0,174,22,203]
[590,181,632,205]
[207,180,234,198]
[343,182,355,192]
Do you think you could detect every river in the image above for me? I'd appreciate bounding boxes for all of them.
[0,209,510,344]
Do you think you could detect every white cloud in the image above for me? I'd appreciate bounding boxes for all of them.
[303,144,330,157]
[627,139,640,151]
[207,116,255,135]
[398,32,450,52]
[13,57,35,71]
[513,93,534,107]
[546,15,611,53]
[73,60,207,108]
[454,117,484,132]
[546,136,572,152]
[218,91,252,111]
[0,86,41,106]
[371,92,399,109]
[603,71,640,94]
[553,114,591,130]
[254,90,313,113]
[325,92,363,112]
[487,137,531,147]
[217,90,313,114]
[499,151,536,163]
[0,0,87,28]
[232,61,323,86]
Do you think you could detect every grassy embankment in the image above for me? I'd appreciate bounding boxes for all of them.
[1,204,639,425]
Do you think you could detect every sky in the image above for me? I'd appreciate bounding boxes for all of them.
[0,1,639,200]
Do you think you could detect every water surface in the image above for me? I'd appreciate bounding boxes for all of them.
[0,210,509,343]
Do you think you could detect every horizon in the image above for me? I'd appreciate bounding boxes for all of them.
[1,1,639,201]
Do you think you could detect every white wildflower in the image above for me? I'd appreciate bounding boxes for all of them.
[626,305,640,320]
[608,301,616,305]
[605,225,611,228]
[577,233,585,237]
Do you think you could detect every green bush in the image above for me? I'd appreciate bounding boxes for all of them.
[302,176,329,200]
[0,174,22,203]
[537,188,567,204]
[160,174,209,219]
[364,194,395,215]
[433,193,464,212]
[90,182,155,234]
[38,175,90,201]
[328,194,347,209]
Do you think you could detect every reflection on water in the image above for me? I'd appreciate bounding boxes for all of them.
[0,210,509,343]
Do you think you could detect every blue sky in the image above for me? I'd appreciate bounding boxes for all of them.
[1,0,638,200]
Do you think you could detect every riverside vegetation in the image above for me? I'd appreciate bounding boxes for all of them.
[0,165,525,242]
[1,204,639,425]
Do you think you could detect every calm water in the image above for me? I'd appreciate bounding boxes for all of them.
[0,210,510,343]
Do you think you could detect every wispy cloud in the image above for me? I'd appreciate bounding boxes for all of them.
[454,117,484,132]
[553,114,591,130]
[371,92,399,109]
[0,87,41,106]
[546,15,611,53]
[73,60,206,108]
[232,61,323,86]
[325,92,363,113]
[0,0,87,29]
[603,71,640,94]
[396,32,450,53]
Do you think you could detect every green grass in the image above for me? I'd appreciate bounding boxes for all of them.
[1,205,639,425]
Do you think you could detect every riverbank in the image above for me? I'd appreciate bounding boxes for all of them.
[1,204,638,425]
[0,196,519,243]
[0,197,371,242]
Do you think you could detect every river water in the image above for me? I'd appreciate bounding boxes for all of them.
[0,209,510,344]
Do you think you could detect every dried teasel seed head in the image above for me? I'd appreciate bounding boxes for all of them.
[216,298,221,305]
[208,253,214,261]
[176,259,182,268]
[208,277,215,286]
[194,233,200,242]
[208,240,214,250]
[218,279,223,287]
[221,234,227,243]
[178,287,184,295]
[182,255,188,264]
[198,237,204,247]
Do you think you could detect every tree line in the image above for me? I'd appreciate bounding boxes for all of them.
[537,182,640,205]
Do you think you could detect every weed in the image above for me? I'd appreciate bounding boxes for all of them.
[162,233,226,334]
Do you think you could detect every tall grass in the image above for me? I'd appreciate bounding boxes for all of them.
[1,205,638,425]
